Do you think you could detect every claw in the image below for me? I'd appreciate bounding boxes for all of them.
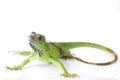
[61,73,79,78]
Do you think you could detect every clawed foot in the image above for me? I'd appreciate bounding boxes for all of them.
[6,66,21,70]
[61,73,79,78]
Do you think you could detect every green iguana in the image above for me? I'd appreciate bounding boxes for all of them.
[6,32,118,78]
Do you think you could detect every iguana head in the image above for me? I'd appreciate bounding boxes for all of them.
[29,32,46,51]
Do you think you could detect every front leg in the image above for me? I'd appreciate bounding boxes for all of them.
[48,56,78,78]
[9,51,34,56]
[6,56,35,70]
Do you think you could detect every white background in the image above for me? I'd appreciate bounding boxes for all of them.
[0,0,120,80]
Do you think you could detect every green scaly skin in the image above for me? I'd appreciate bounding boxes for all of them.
[6,32,118,78]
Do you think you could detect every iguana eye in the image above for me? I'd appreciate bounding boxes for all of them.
[38,36,42,40]
[36,34,42,40]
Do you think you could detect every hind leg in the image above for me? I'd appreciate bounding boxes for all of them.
[59,49,73,60]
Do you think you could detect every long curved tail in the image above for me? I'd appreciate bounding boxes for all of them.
[56,42,118,65]
[73,56,117,65]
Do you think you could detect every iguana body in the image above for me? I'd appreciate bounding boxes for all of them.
[6,32,118,78]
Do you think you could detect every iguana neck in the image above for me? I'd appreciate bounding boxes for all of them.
[29,40,49,56]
